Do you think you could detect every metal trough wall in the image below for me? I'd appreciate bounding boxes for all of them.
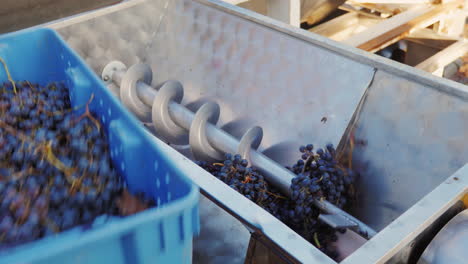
[47,0,468,263]
[350,70,468,231]
[342,69,468,263]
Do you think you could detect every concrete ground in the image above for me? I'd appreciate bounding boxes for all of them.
[0,0,121,33]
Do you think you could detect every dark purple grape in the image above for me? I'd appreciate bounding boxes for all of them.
[0,215,14,234]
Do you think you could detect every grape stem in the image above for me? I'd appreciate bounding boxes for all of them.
[313,232,321,248]
[18,197,31,225]
[259,189,287,200]
[25,81,35,91]
[301,152,319,174]
[242,175,251,184]
[315,176,323,183]
[43,141,76,177]
[0,57,17,94]
[74,93,101,132]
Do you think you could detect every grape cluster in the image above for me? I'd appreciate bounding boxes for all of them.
[197,144,357,260]
[196,154,289,222]
[289,144,355,209]
[286,143,356,258]
[0,81,154,248]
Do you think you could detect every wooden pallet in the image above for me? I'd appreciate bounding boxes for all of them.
[225,0,467,81]
[317,0,467,78]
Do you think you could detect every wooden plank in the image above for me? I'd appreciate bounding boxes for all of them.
[416,40,468,74]
[407,27,459,40]
[339,3,394,18]
[309,12,382,41]
[406,28,458,49]
[343,1,462,52]
[340,1,422,18]
[310,12,360,36]
[433,9,467,37]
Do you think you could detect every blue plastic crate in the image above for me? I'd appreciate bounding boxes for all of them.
[0,28,199,264]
